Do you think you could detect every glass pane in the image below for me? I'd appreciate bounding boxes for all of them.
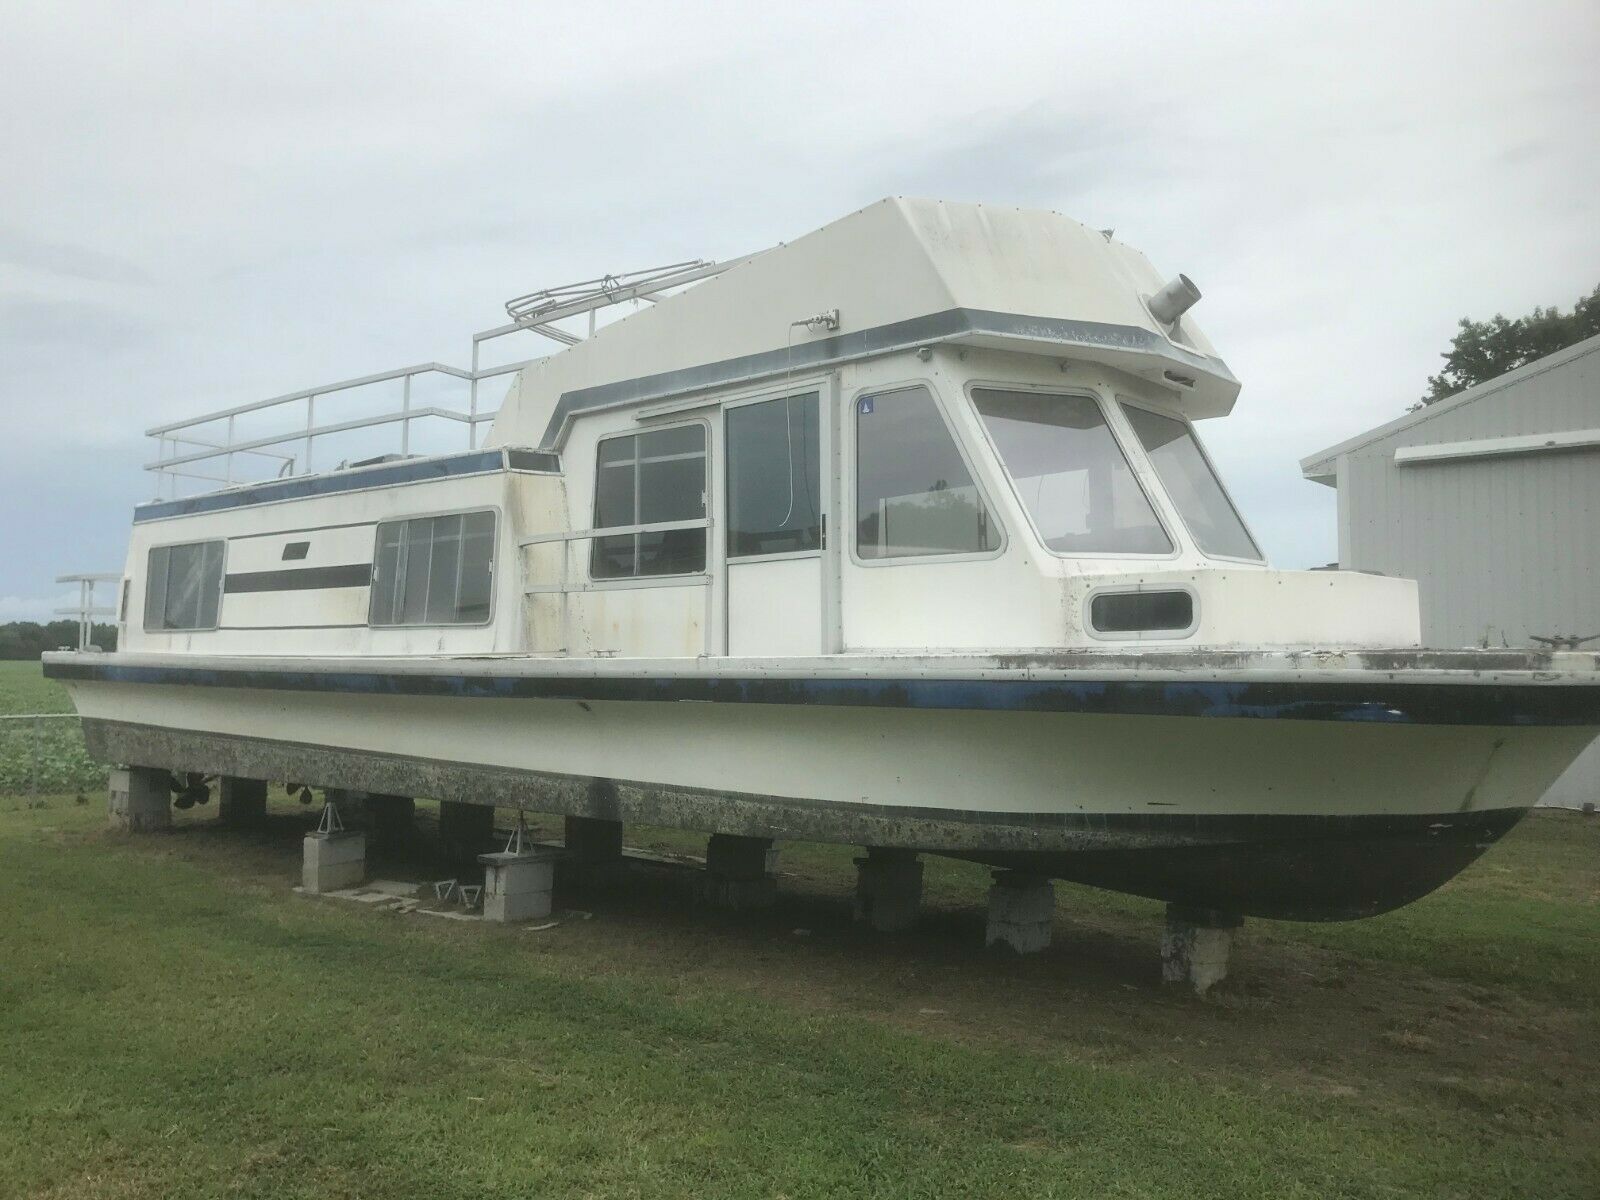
[370,523,403,624]
[727,393,821,556]
[592,436,638,579]
[424,514,463,624]
[973,389,1171,555]
[399,519,432,625]
[856,386,997,559]
[1122,404,1263,561]
[637,425,706,576]
[144,545,169,629]
[146,541,223,629]
[456,513,495,622]
[163,542,201,628]
[196,540,223,628]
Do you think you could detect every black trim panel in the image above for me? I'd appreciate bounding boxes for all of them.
[223,564,372,594]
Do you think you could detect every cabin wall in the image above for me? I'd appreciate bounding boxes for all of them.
[119,467,563,657]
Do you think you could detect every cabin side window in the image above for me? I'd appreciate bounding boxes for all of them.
[972,388,1172,556]
[726,392,822,557]
[855,385,999,559]
[144,540,225,632]
[369,511,496,626]
[591,425,708,579]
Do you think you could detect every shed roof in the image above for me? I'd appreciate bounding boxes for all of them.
[1300,332,1600,484]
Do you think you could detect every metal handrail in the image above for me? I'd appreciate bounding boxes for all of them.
[143,249,755,500]
[518,518,713,655]
[55,572,121,650]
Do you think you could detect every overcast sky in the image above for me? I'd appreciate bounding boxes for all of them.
[2,0,1596,620]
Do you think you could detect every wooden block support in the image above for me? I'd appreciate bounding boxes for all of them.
[699,834,779,909]
[853,848,923,933]
[218,777,268,827]
[564,815,623,863]
[438,801,495,858]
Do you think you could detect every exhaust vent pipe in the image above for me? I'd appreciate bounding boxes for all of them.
[1147,274,1200,325]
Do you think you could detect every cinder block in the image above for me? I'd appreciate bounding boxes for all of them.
[218,777,267,827]
[302,831,366,894]
[484,886,553,923]
[478,849,560,923]
[1161,905,1240,995]
[854,849,923,933]
[108,767,170,833]
[985,872,1054,954]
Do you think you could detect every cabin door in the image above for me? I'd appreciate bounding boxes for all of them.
[723,388,828,656]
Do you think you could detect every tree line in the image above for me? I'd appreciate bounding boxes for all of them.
[0,622,118,660]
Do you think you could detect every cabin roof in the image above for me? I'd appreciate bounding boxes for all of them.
[486,198,1241,451]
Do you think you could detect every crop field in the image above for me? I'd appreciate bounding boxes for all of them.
[1,659,1597,1198]
[0,659,105,796]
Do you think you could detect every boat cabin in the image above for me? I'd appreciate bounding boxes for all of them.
[117,198,1420,660]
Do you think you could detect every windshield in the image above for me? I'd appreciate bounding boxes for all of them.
[972,388,1172,555]
[1120,403,1262,561]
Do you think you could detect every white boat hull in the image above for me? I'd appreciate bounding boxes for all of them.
[48,649,1600,920]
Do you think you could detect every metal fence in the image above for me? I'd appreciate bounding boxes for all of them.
[0,712,106,804]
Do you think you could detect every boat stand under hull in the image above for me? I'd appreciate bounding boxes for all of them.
[86,717,1526,921]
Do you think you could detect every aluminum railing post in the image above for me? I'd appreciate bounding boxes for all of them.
[304,394,316,473]
[401,373,412,456]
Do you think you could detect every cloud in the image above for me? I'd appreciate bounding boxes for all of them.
[0,229,150,286]
[0,0,1596,600]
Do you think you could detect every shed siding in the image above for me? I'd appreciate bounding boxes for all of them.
[1339,342,1598,649]
[1330,339,1599,807]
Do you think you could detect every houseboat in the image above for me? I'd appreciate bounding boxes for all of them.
[44,199,1600,920]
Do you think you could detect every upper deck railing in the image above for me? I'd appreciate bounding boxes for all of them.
[144,256,751,499]
[54,573,121,650]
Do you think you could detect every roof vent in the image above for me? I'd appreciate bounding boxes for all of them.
[1148,274,1200,325]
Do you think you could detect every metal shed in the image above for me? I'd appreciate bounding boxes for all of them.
[1301,333,1600,808]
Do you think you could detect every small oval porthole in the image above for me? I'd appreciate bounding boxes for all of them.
[1090,590,1193,634]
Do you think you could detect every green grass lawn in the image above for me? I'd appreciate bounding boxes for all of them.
[1,661,1597,1198]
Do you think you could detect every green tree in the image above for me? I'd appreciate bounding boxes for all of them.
[1427,283,1600,409]
[1420,282,1600,405]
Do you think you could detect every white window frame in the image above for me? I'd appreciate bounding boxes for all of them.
[1082,583,1201,643]
[963,380,1183,564]
[588,419,711,583]
[142,538,227,633]
[723,388,826,564]
[1116,395,1265,565]
[847,378,1008,568]
[367,506,500,629]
